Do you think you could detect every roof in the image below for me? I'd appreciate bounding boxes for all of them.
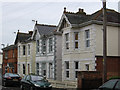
[14,32,32,44]
[35,24,57,36]
[64,8,120,25]
[2,45,17,51]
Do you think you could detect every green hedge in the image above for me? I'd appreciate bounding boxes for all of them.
[109,76,120,80]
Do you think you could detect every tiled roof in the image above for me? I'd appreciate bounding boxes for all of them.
[14,32,32,44]
[36,24,57,36]
[64,8,120,25]
[2,45,17,51]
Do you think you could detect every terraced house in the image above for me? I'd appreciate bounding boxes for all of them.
[32,24,62,81]
[15,30,36,76]
[57,8,120,81]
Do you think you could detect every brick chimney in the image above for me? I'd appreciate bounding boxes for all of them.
[78,8,84,13]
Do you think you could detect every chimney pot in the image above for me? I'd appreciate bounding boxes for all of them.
[64,7,66,13]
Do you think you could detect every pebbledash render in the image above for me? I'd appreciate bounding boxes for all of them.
[57,8,120,81]
[31,23,62,81]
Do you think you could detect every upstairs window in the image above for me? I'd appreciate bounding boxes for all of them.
[23,64,26,74]
[49,38,53,53]
[36,40,39,53]
[85,30,90,48]
[28,44,30,55]
[18,46,20,56]
[23,45,26,55]
[74,32,79,49]
[41,39,46,54]
[65,33,69,49]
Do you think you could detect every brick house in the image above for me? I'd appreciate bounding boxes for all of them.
[2,45,17,74]
[57,8,120,81]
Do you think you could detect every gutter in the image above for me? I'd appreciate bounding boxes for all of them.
[71,20,120,28]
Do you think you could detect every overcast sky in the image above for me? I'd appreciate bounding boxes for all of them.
[0,0,119,51]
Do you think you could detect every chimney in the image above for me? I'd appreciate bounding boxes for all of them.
[28,31,33,35]
[64,7,66,13]
[78,8,84,13]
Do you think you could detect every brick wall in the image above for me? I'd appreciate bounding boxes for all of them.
[96,56,120,79]
[77,71,102,89]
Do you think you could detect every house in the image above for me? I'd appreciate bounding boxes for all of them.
[57,8,120,81]
[2,45,17,74]
[15,30,36,76]
[32,24,62,81]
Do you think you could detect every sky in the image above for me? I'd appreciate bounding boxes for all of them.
[0,0,119,51]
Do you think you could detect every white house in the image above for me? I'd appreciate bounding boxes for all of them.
[32,24,62,81]
[57,8,120,81]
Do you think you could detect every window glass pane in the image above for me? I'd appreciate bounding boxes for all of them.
[75,32,78,40]
[65,33,69,41]
[75,62,79,69]
[65,61,69,69]
[86,40,90,47]
[75,71,78,78]
[75,42,78,49]
[66,71,69,78]
[23,45,26,55]
[86,64,89,71]
[85,30,90,38]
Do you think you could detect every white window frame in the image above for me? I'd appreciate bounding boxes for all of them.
[65,33,69,50]
[28,44,30,55]
[74,32,79,49]
[49,38,53,53]
[36,40,39,53]
[65,61,69,78]
[41,39,46,54]
[85,30,90,48]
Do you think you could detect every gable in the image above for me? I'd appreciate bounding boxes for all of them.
[57,14,71,32]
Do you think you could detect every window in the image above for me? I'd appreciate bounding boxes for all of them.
[28,64,30,74]
[37,40,39,53]
[75,61,79,69]
[18,46,20,56]
[65,61,69,69]
[65,61,69,78]
[75,61,79,78]
[74,32,79,49]
[41,39,46,54]
[49,38,53,53]
[28,44,30,55]
[42,63,46,76]
[65,33,69,49]
[23,45,26,55]
[85,64,89,71]
[23,64,25,74]
[36,63,39,75]
[66,71,69,78]
[85,30,90,47]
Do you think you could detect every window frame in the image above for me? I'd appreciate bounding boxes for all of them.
[85,30,90,48]
[74,32,79,49]
[65,33,69,49]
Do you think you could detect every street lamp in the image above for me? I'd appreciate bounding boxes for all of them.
[102,0,107,83]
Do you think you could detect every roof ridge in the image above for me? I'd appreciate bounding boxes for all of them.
[36,24,57,27]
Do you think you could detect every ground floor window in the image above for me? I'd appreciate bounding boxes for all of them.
[41,63,46,76]
[85,64,89,71]
[23,64,25,74]
[36,63,39,75]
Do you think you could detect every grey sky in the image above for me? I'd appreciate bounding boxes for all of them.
[0,0,119,51]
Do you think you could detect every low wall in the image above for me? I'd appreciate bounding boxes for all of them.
[77,71,102,89]
[48,79,77,89]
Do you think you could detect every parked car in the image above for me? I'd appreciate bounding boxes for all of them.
[97,79,120,90]
[2,73,22,86]
[20,75,52,90]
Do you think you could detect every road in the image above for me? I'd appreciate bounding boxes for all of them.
[0,85,68,90]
